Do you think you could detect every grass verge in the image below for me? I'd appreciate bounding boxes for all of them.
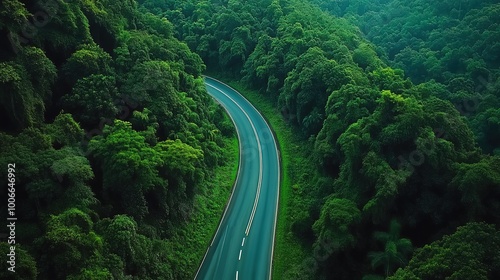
[218,79,311,279]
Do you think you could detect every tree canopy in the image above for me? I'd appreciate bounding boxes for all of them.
[1,0,498,279]
[0,0,232,279]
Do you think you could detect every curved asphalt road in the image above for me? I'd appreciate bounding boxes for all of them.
[195,77,280,280]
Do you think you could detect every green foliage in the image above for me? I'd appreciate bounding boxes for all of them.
[315,84,380,172]
[34,0,93,51]
[0,0,30,32]
[97,215,174,279]
[450,155,500,220]
[388,222,500,280]
[0,121,95,215]
[99,215,139,264]
[62,74,119,127]
[2,0,499,279]
[471,108,500,154]
[312,198,361,253]
[280,46,355,135]
[368,220,413,277]
[66,268,113,280]
[156,139,203,178]
[152,0,500,279]
[89,120,165,220]
[0,243,37,280]
[0,47,56,128]
[62,44,113,86]
[0,61,35,127]
[18,47,57,100]
[0,1,230,279]
[353,43,382,70]
[369,68,412,94]
[51,154,97,209]
[45,113,84,146]
[138,12,174,38]
[313,0,500,155]
[35,209,104,279]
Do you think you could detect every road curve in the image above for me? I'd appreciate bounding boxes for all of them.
[195,77,280,280]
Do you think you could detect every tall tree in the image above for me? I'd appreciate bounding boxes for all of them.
[88,120,165,220]
[368,220,413,277]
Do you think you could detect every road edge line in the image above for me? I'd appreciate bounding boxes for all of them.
[193,77,244,280]
[205,82,263,237]
[203,76,282,280]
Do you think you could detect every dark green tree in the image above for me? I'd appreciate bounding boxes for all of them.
[0,243,37,280]
[368,220,413,277]
[35,208,104,280]
[62,44,113,86]
[88,120,165,220]
[62,74,120,127]
[312,197,361,254]
[388,222,500,280]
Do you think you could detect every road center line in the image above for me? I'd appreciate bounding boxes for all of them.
[241,237,245,247]
[201,77,281,280]
[206,83,263,236]
[239,249,242,260]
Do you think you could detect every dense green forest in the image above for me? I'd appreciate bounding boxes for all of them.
[1,0,499,279]
[140,0,500,279]
[0,0,237,279]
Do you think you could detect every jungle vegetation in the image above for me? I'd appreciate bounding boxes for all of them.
[140,0,500,279]
[1,0,499,279]
[0,0,236,279]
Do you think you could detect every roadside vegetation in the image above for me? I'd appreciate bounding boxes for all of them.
[1,0,499,279]
[0,1,237,279]
[165,135,239,279]
[146,0,500,279]
[220,78,312,279]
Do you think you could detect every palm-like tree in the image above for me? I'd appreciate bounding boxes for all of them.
[368,219,413,276]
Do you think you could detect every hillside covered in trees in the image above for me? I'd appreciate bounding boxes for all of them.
[141,0,500,279]
[0,0,236,279]
[1,0,499,279]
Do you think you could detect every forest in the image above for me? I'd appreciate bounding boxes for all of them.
[1,0,500,279]
[0,0,236,279]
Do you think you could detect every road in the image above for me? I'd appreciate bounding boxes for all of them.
[195,77,280,280]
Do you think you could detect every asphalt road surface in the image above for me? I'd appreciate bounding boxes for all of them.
[195,77,280,280]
